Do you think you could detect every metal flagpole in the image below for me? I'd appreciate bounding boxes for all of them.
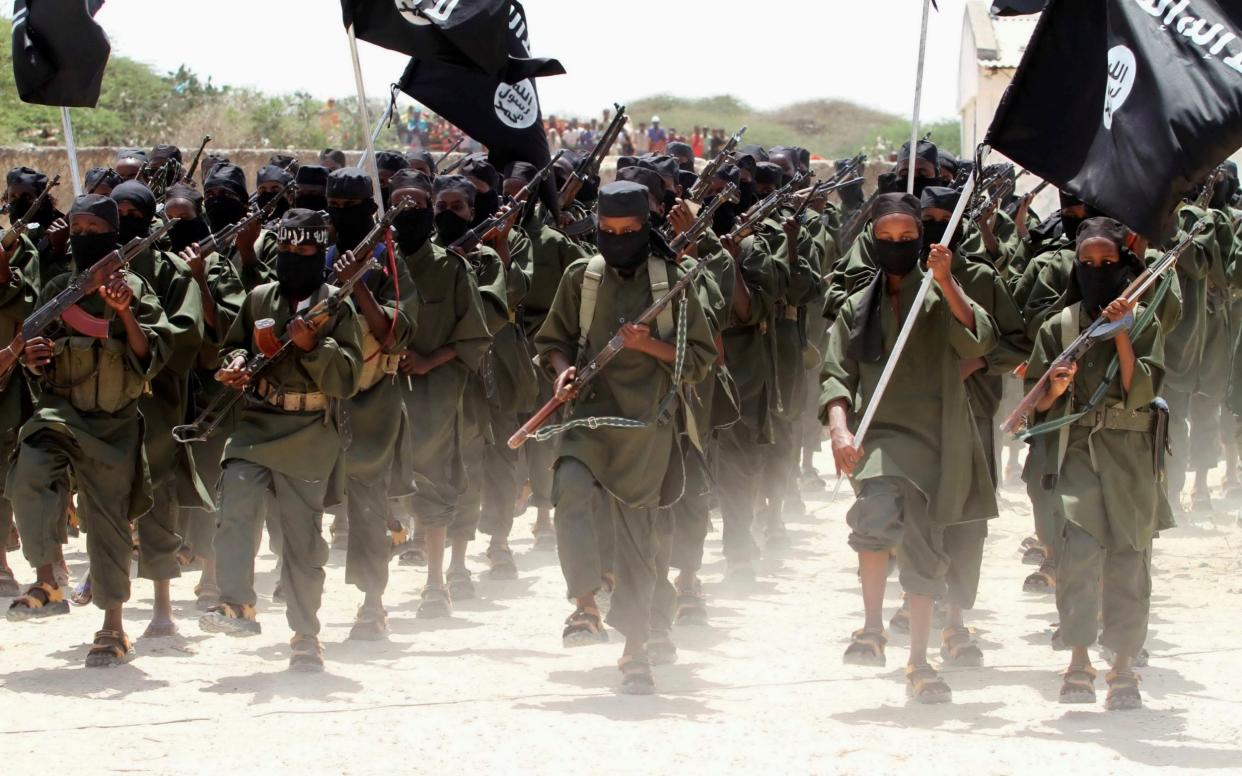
[907,0,932,195]
[346,25,386,212]
[61,107,83,195]
[829,168,979,503]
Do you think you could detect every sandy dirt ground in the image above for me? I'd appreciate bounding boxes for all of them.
[2,451,1241,775]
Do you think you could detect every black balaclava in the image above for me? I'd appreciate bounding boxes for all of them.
[294,165,330,211]
[460,156,501,226]
[432,175,476,246]
[708,163,742,236]
[1074,217,1134,315]
[68,194,120,272]
[389,170,435,254]
[84,166,123,196]
[595,181,651,271]
[919,186,960,253]
[256,164,294,221]
[274,208,330,300]
[203,163,250,230]
[5,166,51,226]
[110,180,156,243]
[871,193,923,276]
[165,184,210,253]
[326,167,378,252]
[376,150,409,210]
[1059,190,1086,241]
[895,139,940,197]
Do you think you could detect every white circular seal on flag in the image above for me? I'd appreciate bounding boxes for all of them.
[1103,45,1137,131]
[494,79,539,129]
[392,0,432,25]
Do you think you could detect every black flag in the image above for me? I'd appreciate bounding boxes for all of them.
[398,1,563,209]
[991,1,1047,15]
[11,0,111,107]
[987,0,1242,239]
[344,0,540,81]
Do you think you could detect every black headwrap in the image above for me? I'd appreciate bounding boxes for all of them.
[68,193,119,231]
[204,163,248,199]
[389,169,432,194]
[405,149,436,173]
[616,155,639,170]
[1075,216,1127,252]
[320,149,347,168]
[202,152,231,180]
[769,146,810,173]
[115,148,149,165]
[597,181,649,219]
[276,208,331,246]
[84,167,123,193]
[846,194,924,363]
[327,167,374,200]
[295,165,330,191]
[553,152,577,183]
[6,166,47,191]
[165,183,203,211]
[503,161,538,185]
[938,149,959,176]
[151,144,181,163]
[433,175,477,207]
[667,141,694,170]
[111,180,156,219]
[257,164,294,186]
[615,166,665,204]
[376,151,409,173]
[714,163,741,186]
[459,156,500,192]
[269,153,299,174]
[639,154,680,182]
[737,144,769,165]
[754,162,784,187]
[897,140,938,168]
[678,170,698,192]
[920,186,959,213]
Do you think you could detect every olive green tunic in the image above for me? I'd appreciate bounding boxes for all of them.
[1027,304,1169,550]
[534,254,718,508]
[820,268,999,525]
[219,282,364,507]
[517,206,592,339]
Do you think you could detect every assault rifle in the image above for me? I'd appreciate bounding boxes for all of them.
[326,197,415,281]
[1195,165,1229,210]
[0,219,180,387]
[171,254,381,444]
[450,151,564,255]
[0,174,60,252]
[791,171,866,223]
[558,104,626,210]
[725,171,811,242]
[1002,221,1207,436]
[684,125,746,205]
[180,135,213,185]
[507,184,740,450]
[195,179,296,257]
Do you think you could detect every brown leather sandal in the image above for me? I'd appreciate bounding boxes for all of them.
[906,663,952,704]
[6,581,69,621]
[86,629,134,668]
[843,627,887,666]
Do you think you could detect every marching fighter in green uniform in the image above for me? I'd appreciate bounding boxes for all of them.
[823,193,998,704]
[111,180,207,637]
[6,194,174,667]
[199,208,363,673]
[1024,217,1169,711]
[393,173,491,617]
[324,168,417,639]
[535,180,717,694]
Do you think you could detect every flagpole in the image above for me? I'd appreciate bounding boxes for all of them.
[829,167,979,502]
[346,25,386,212]
[907,0,932,194]
[60,107,83,196]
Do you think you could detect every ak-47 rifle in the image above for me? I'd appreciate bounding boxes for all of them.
[1001,221,1207,436]
[180,135,213,185]
[450,151,564,255]
[725,171,812,243]
[195,179,296,257]
[789,154,865,220]
[171,254,381,445]
[1194,165,1229,210]
[684,125,746,205]
[0,218,180,387]
[0,174,60,253]
[559,104,626,210]
[508,183,740,450]
[326,197,415,281]
[434,136,465,172]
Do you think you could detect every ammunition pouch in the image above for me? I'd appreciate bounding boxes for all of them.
[47,336,147,414]
[1151,397,1170,477]
[255,378,328,412]
[357,320,400,392]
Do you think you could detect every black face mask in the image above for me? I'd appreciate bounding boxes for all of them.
[328,202,375,252]
[738,181,757,211]
[921,219,950,255]
[711,198,738,236]
[473,190,500,225]
[380,185,393,211]
[596,226,649,270]
[840,185,865,210]
[294,194,329,212]
[873,237,921,276]
[576,176,600,204]
[275,250,326,300]
[7,196,33,225]
[394,207,434,253]
[1210,183,1234,210]
[118,213,151,244]
[662,190,677,215]
[205,196,247,230]
[1061,213,1084,241]
[70,231,119,272]
[435,210,471,246]
[256,191,290,220]
[1076,260,1129,315]
[170,217,211,253]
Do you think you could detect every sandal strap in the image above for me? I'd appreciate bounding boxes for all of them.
[1105,669,1140,686]
[565,607,603,631]
[618,654,652,672]
[851,627,888,647]
[1063,663,1098,681]
[90,629,131,657]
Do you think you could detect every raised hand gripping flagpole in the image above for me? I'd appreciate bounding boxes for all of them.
[907,0,932,195]
[828,166,978,503]
[345,25,386,213]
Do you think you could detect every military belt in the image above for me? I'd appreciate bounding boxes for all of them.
[1071,405,1156,433]
[256,378,328,412]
